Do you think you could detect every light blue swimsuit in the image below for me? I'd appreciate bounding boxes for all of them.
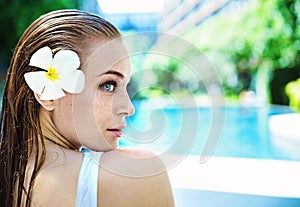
[76,148,103,207]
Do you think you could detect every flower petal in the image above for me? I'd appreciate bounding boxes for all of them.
[24,71,47,94]
[29,46,53,70]
[40,81,65,100]
[58,70,85,93]
[52,50,80,75]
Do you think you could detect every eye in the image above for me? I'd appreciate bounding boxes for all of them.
[100,81,117,93]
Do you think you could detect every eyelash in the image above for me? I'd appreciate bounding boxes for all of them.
[99,80,117,93]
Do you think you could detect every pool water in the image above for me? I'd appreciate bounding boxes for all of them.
[121,103,300,161]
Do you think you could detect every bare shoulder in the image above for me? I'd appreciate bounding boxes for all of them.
[30,147,83,206]
[98,149,175,207]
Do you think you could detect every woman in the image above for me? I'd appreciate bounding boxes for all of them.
[0,10,174,206]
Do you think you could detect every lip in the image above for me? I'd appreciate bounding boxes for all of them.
[107,126,125,138]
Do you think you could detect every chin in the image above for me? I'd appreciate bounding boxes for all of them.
[99,140,120,152]
[81,142,118,152]
[107,140,119,151]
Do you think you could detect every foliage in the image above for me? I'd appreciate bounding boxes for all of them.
[182,0,300,98]
[130,58,188,100]
[285,78,300,112]
[130,0,300,101]
[0,0,81,71]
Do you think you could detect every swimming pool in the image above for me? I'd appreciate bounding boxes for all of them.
[122,103,300,161]
[121,102,300,207]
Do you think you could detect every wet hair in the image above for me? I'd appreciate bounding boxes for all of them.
[0,9,121,207]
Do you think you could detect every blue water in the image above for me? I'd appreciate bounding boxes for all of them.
[122,103,300,161]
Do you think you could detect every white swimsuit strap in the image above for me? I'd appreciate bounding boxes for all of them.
[76,148,103,207]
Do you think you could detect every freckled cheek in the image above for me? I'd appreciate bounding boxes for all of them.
[93,95,114,127]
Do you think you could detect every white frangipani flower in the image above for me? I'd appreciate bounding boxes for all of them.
[24,46,85,100]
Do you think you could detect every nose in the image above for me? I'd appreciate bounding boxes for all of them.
[117,93,135,117]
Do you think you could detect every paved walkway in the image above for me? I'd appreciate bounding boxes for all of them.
[168,155,300,198]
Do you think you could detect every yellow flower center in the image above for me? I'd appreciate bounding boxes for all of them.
[45,67,60,82]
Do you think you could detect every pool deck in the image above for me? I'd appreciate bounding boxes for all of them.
[168,155,300,198]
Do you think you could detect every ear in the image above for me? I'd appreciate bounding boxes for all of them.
[34,93,56,111]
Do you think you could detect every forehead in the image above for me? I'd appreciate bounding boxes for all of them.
[82,40,131,77]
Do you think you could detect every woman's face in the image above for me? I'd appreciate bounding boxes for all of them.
[52,40,135,151]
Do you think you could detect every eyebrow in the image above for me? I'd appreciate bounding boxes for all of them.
[99,70,125,79]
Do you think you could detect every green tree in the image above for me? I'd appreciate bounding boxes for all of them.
[0,0,81,71]
[285,78,300,112]
[183,0,300,99]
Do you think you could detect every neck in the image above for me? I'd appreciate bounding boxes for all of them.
[39,108,78,151]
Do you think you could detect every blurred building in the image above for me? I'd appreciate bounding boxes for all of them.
[82,0,246,35]
[82,0,162,31]
[158,0,234,35]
